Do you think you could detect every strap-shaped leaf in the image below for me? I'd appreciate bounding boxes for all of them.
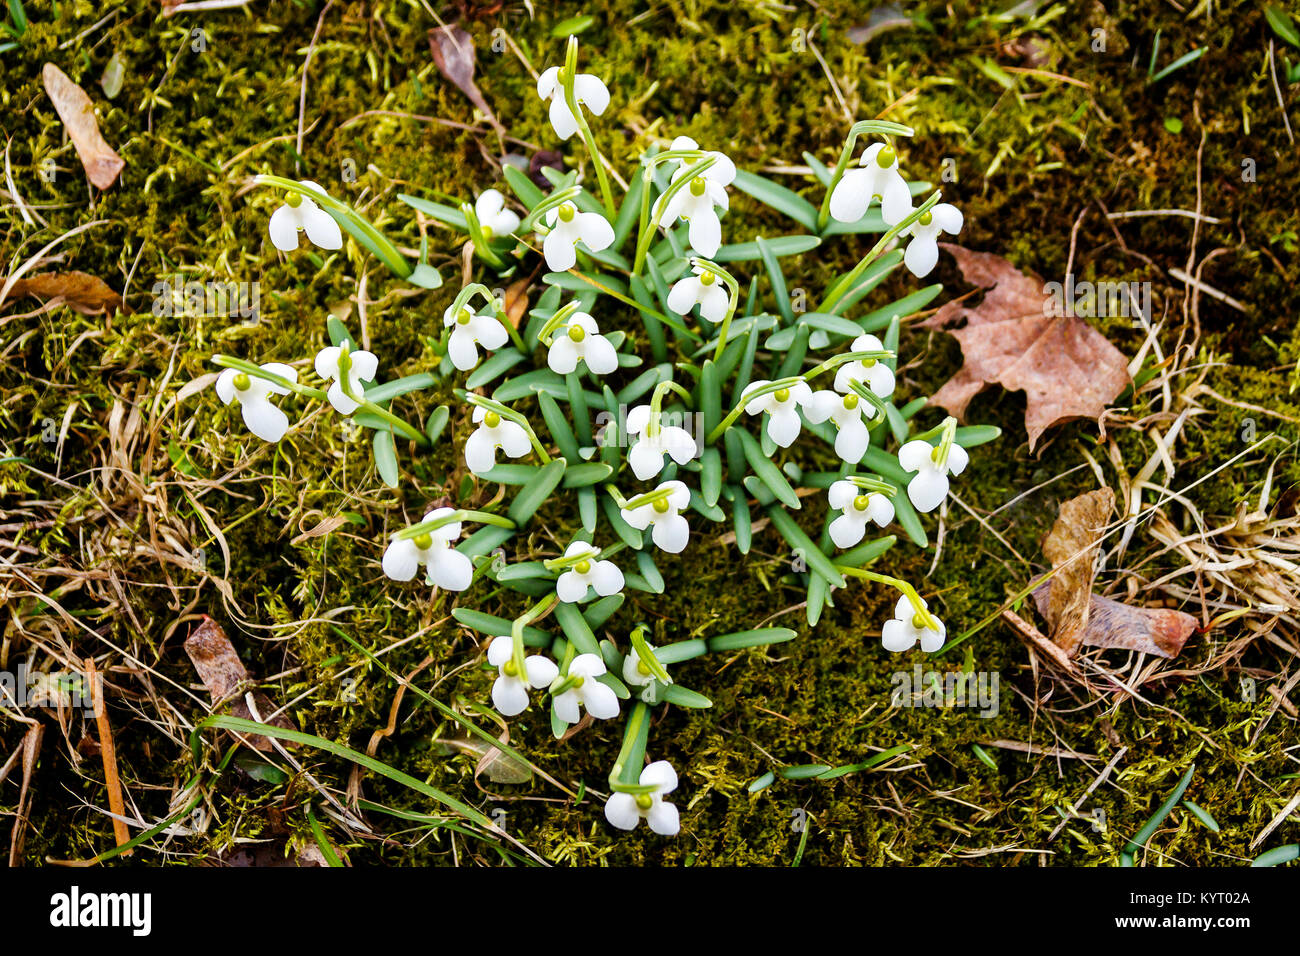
[766,506,844,587]
[712,234,821,262]
[537,390,580,461]
[583,594,624,629]
[554,601,601,656]
[508,458,566,524]
[502,164,545,209]
[562,461,613,487]
[399,193,469,229]
[600,494,643,548]
[466,349,526,390]
[452,608,550,646]
[756,236,793,324]
[364,372,437,405]
[372,429,399,488]
[658,684,712,708]
[707,627,797,652]
[732,169,819,231]
[737,428,800,509]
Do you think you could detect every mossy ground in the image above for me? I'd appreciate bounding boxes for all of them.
[2,0,1297,866]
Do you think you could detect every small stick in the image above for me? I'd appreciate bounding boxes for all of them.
[86,658,132,856]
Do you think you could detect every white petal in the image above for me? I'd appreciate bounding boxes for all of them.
[429,547,473,591]
[492,676,530,717]
[828,480,856,510]
[268,205,301,251]
[543,229,577,271]
[663,480,691,511]
[828,167,871,223]
[933,202,964,235]
[904,234,940,278]
[301,205,343,250]
[919,621,946,653]
[908,471,950,513]
[553,690,580,725]
[661,427,697,465]
[487,635,513,666]
[382,539,421,582]
[524,655,559,688]
[898,439,935,473]
[447,327,481,371]
[496,421,532,459]
[686,208,722,257]
[581,334,618,375]
[743,380,773,416]
[628,441,665,481]
[623,654,652,686]
[464,428,498,475]
[470,314,509,350]
[947,443,970,476]
[259,363,298,395]
[625,404,651,435]
[581,679,620,720]
[667,277,701,315]
[621,503,653,531]
[536,66,560,100]
[804,390,841,424]
[425,508,462,544]
[591,560,624,596]
[879,174,914,227]
[548,95,580,140]
[575,212,615,253]
[215,368,239,404]
[699,282,730,323]
[349,349,379,383]
[240,397,290,443]
[604,793,641,830]
[651,513,690,554]
[646,800,680,836]
[834,418,870,464]
[568,654,606,679]
[327,380,360,415]
[867,495,896,527]
[574,74,610,115]
[881,619,917,653]
[640,760,678,794]
[548,337,580,375]
[556,569,590,603]
[865,362,895,399]
[314,346,341,381]
[766,405,802,448]
[829,513,867,549]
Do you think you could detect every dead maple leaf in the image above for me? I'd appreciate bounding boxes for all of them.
[924,244,1130,450]
[6,271,126,315]
[428,25,504,134]
[1032,488,1196,660]
[502,273,533,328]
[42,63,125,190]
[184,616,294,751]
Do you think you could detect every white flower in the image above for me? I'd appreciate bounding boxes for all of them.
[486,635,558,717]
[898,438,969,513]
[620,480,691,554]
[625,405,697,481]
[622,642,662,688]
[543,202,615,271]
[314,346,378,415]
[803,390,874,464]
[465,406,531,476]
[833,334,895,400]
[536,66,610,141]
[381,507,473,591]
[829,143,912,227]
[653,137,735,257]
[666,264,730,323]
[881,594,945,654]
[553,653,620,724]
[903,202,963,278]
[268,181,344,252]
[827,481,895,549]
[444,304,508,372]
[741,379,813,448]
[474,188,520,239]
[215,363,297,443]
[546,311,618,376]
[555,542,624,603]
[604,760,680,835]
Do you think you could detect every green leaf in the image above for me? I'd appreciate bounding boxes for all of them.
[766,507,844,587]
[731,489,753,554]
[737,428,800,509]
[398,194,469,229]
[658,684,712,708]
[372,429,399,488]
[408,263,443,289]
[551,14,595,36]
[1251,844,1300,867]
[700,447,722,507]
[748,771,777,793]
[1182,800,1220,833]
[537,390,580,461]
[780,764,832,780]
[712,234,821,262]
[707,627,797,652]
[635,549,665,593]
[562,461,613,487]
[583,594,624,629]
[954,425,1001,448]
[1266,5,1300,48]
[452,608,550,646]
[467,349,526,389]
[756,236,793,323]
[732,169,819,231]
[364,372,437,404]
[502,164,545,209]
[326,313,355,350]
[508,459,566,524]
[554,601,601,656]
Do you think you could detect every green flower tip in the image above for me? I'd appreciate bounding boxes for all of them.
[689,176,706,197]
[854,494,870,511]
[285,191,303,208]
[568,324,586,343]
[557,203,576,223]
[413,532,433,550]
[877,147,896,168]
[843,393,859,410]
[484,410,501,428]
[232,372,250,391]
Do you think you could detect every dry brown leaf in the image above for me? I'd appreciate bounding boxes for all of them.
[184,616,293,751]
[42,63,125,190]
[7,271,126,315]
[925,244,1130,450]
[428,25,504,134]
[502,274,532,329]
[1033,489,1196,659]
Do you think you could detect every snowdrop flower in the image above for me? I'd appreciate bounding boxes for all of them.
[486,636,558,717]
[898,438,969,513]
[625,405,697,481]
[215,363,298,443]
[465,406,531,476]
[444,304,508,372]
[536,66,609,141]
[804,390,875,465]
[555,543,624,603]
[622,642,663,689]
[604,760,680,835]
[881,595,945,654]
[543,202,615,271]
[902,203,963,278]
[620,480,691,554]
[827,481,895,549]
[268,181,343,252]
[654,139,735,257]
[829,143,912,227]
[473,188,520,240]
[741,380,813,448]
[546,311,618,376]
[314,346,377,415]
[667,264,730,323]
[833,334,895,400]
[553,653,620,724]
[381,508,473,591]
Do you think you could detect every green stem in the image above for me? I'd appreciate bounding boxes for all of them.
[609,701,654,792]
[818,190,942,312]
[212,355,328,402]
[631,154,718,276]
[816,120,915,233]
[835,565,941,633]
[459,392,553,464]
[512,593,557,683]
[335,346,429,446]
[561,38,616,220]
[396,508,516,540]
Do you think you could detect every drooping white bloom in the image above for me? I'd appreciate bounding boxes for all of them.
[553,653,620,724]
[654,137,735,257]
[543,203,615,271]
[620,480,691,554]
[486,635,558,717]
[381,507,473,591]
[474,188,520,240]
[465,405,531,475]
[536,66,610,141]
[268,181,343,252]
[444,304,508,372]
[833,334,895,400]
[604,760,680,835]
[903,203,963,278]
[314,346,378,415]
[827,481,895,549]
[829,143,912,227]
[546,311,618,376]
[898,438,969,513]
[881,594,945,654]
[741,379,813,448]
[667,264,730,323]
[804,390,874,465]
[622,642,663,689]
[625,405,697,481]
[555,542,624,603]
[215,363,298,443]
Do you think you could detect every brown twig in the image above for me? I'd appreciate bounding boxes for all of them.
[86,657,132,856]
